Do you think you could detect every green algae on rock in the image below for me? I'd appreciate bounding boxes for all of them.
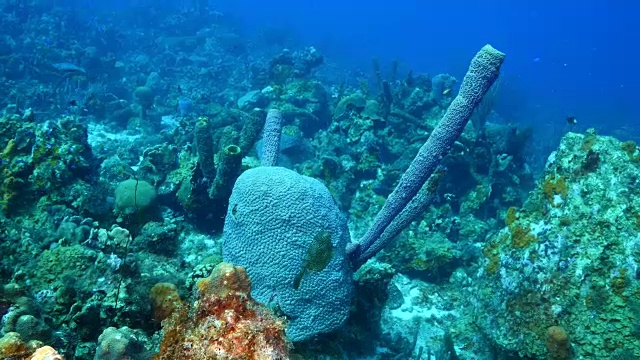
[474,132,640,358]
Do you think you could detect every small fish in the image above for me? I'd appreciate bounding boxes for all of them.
[566,116,577,125]
[69,99,78,107]
[293,230,334,290]
[442,88,451,96]
[52,63,86,74]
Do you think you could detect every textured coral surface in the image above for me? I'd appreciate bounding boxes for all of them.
[154,262,290,360]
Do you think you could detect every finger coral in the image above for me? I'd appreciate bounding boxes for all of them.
[154,262,290,360]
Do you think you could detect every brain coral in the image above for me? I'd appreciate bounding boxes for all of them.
[222,166,353,341]
[114,179,156,214]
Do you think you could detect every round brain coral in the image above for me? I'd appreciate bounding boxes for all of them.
[114,179,157,215]
[222,166,354,341]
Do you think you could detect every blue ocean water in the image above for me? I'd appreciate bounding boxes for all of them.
[67,0,640,134]
[219,0,638,134]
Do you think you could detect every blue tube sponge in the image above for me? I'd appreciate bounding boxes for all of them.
[222,166,353,341]
[350,44,506,267]
[260,109,283,167]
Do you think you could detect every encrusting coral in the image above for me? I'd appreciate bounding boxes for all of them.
[153,262,290,360]
[29,346,64,360]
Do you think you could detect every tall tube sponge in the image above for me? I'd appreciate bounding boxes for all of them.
[348,44,506,268]
[260,109,284,167]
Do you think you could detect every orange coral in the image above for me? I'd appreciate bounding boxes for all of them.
[154,262,290,360]
[29,346,63,360]
[196,262,252,298]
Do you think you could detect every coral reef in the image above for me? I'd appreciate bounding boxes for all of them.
[351,45,506,267]
[0,3,556,359]
[473,132,640,358]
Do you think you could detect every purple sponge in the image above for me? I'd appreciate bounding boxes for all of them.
[350,45,506,267]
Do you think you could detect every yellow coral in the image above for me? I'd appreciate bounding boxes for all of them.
[611,268,627,297]
[149,283,183,323]
[0,332,28,359]
[505,207,518,226]
[580,132,597,151]
[29,346,63,360]
[621,141,640,161]
[483,240,502,275]
[510,225,538,249]
[0,139,15,158]
[542,175,568,206]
